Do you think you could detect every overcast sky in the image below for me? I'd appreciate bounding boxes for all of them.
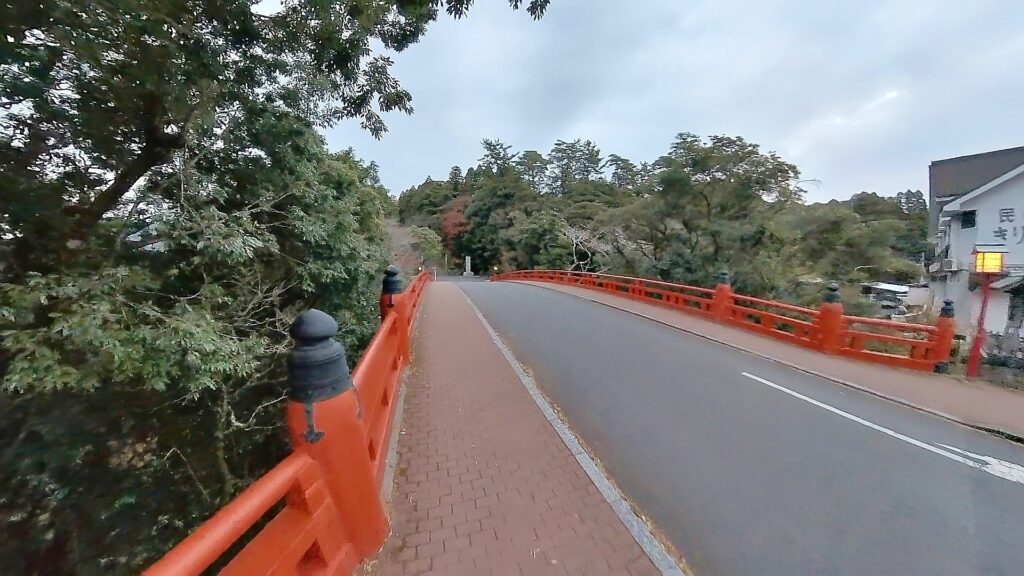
[323,0,1024,203]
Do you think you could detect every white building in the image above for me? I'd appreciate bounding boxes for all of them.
[929,146,1024,337]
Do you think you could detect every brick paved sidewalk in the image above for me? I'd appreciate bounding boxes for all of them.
[521,280,1024,440]
[367,282,662,576]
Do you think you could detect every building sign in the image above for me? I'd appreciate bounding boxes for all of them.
[992,207,1024,245]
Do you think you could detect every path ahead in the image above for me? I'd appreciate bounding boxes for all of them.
[372,281,664,575]
[459,280,1024,576]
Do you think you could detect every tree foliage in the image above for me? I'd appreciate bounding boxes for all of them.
[479,138,518,174]
[515,150,550,191]
[548,138,603,195]
[399,134,929,302]
[1,110,390,575]
[604,154,641,193]
[409,225,443,264]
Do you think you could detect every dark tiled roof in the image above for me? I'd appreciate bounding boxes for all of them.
[928,145,1024,235]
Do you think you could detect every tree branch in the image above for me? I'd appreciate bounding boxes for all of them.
[214,388,236,503]
[163,447,212,505]
[72,95,187,234]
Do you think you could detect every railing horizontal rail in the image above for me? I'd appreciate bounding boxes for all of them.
[843,315,936,334]
[493,269,954,373]
[146,452,313,575]
[845,330,929,348]
[730,309,817,331]
[838,349,933,371]
[731,294,817,318]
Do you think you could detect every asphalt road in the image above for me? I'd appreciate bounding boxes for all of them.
[458,281,1024,576]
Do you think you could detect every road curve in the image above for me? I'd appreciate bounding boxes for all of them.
[457,280,1024,576]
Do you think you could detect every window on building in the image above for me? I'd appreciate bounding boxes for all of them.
[961,210,976,229]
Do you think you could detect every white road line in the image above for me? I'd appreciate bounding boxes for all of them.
[741,372,1024,486]
[456,285,688,576]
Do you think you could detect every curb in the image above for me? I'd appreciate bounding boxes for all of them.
[381,283,430,506]
[507,280,1024,446]
[380,373,409,505]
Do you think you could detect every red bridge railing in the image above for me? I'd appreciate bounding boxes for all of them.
[492,270,955,373]
[146,267,431,576]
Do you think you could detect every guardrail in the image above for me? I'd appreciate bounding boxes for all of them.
[492,270,955,373]
[146,266,431,576]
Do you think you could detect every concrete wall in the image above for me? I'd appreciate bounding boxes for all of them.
[933,279,1013,336]
[906,287,930,306]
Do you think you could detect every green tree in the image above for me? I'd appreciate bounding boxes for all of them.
[447,165,464,194]
[409,226,444,264]
[479,138,518,174]
[896,189,927,215]
[562,180,631,208]
[501,210,572,269]
[604,154,641,192]
[460,170,540,271]
[629,133,802,290]
[515,150,550,191]
[548,139,603,194]
[777,202,919,283]
[893,189,929,261]
[397,178,456,227]
[662,133,803,203]
[845,192,903,221]
[840,191,929,263]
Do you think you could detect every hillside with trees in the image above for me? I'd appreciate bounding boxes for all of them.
[399,135,929,302]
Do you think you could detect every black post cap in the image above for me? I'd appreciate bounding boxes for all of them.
[382,265,404,295]
[940,299,955,318]
[287,309,351,403]
[823,282,841,303]
[716,270,731,286]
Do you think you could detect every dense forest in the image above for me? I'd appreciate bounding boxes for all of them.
[0,1,548,574]
[399,135,929,303]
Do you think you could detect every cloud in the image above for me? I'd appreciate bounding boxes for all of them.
[783,89,905,160]
[322,0,1024,202]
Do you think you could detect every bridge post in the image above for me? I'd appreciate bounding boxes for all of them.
[380,265,411,361]
[285,309,388,558]
[931,299,956,373]
[711,271,734,320]
[817,282,845,354]
[380,264,403,323]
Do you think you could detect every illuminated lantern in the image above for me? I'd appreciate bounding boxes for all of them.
[973,249,1005,274]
